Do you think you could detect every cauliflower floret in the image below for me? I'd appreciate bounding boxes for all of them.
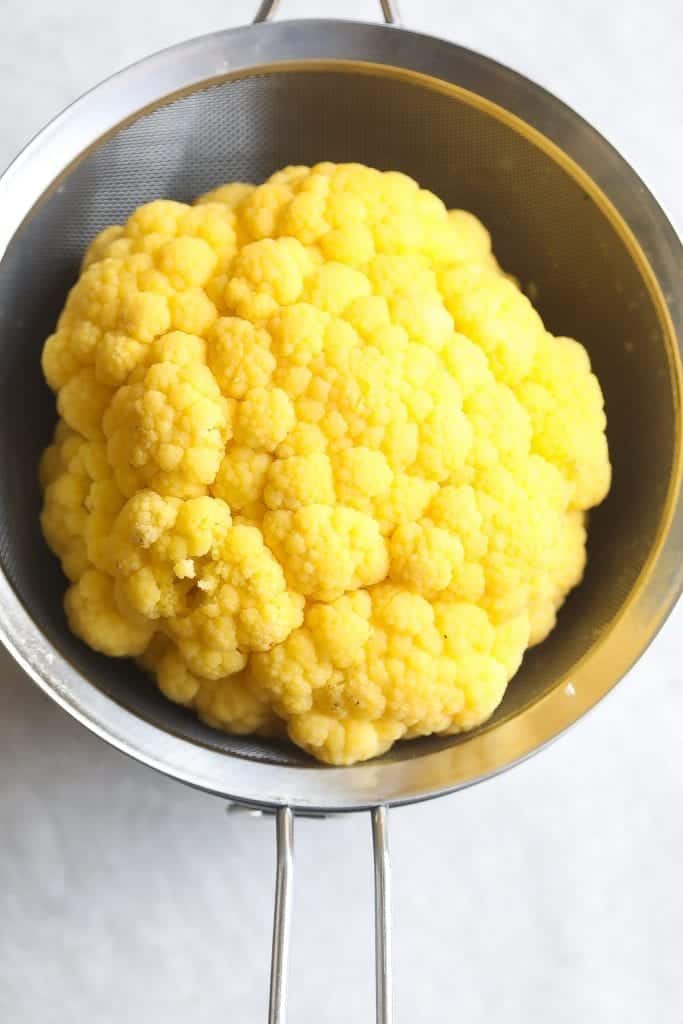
[106,491,233,621]
[225,237,313,320]
[389,521,465,596]
[42,252,173,399]
[262,504,389,600]
[518,333,611,510]
[264,453,335,510]
[207,318,275,398]
[234,386,295,452]
[166,524,304,679]
[103,353,231,498]
[141,636,282,735]
[251,583,529,764]
[66,569,154,657]
[40,429,94,581]
[41,425,124,582]
[440,263,544,384]
[40,161,610,765]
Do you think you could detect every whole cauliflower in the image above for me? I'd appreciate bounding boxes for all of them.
[40,162,610,765]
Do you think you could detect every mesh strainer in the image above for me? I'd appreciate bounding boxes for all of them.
[0,1,682,1019]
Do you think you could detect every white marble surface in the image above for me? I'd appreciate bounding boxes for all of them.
[1,1,682,1021]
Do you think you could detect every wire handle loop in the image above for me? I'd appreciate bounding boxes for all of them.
[253,0,401,25]
[267,805,393,1023]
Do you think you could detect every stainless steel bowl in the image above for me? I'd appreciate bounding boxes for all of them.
[0,1,681,1019]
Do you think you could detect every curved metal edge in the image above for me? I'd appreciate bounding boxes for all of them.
[0,577,571,812]
[0,20,681,812]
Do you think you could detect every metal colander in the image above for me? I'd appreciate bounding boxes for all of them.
[0,1,681,1020]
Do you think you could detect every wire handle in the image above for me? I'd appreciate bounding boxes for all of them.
[268,807,295,1024]
[267,805,393,1023]
[372,806,393,1024]
[253,0,401,25]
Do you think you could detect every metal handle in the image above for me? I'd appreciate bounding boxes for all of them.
[372,806,393,1024]
[268,807,295,1024]
[267,805,393,1024]
[254,0,401,25]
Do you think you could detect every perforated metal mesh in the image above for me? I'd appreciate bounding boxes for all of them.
[0,69,676,768]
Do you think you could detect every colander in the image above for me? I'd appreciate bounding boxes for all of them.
[0,1,681,1020]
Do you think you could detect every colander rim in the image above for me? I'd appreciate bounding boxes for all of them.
[0,19,681,811]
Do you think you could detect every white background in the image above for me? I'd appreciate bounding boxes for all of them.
[1,1,682,1021]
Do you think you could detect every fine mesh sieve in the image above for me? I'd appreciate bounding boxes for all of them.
[0,1,682,1020]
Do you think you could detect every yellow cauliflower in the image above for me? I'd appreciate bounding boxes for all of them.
[39,162,610,765]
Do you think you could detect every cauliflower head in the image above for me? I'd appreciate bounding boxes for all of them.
[40,162,610,765]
